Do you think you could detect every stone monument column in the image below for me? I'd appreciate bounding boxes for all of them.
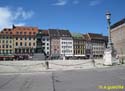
[103,11,118,65]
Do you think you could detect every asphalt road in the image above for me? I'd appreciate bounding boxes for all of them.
[0,66,125,91]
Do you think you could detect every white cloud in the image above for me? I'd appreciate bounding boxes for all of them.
[52,0,68,6]
[0,6,34,31]
[52,0,79,6]
[14,7,34,20]
[89,0,103,6]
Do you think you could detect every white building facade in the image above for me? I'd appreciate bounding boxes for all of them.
[60,37,73,57]
[42,36,50,55]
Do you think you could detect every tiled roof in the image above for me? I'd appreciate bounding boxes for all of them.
[0,28,13,35]
[49,29,60,37]
[39,29,49,36]
[58,30,71,37]
[88,33,104,40]
[49,29,71,37]
[12,25,38,35]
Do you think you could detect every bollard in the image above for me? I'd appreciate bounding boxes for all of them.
[92,59,96,67]
[45,61,49,69]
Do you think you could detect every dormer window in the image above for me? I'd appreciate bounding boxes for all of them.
[33,32,36,35]
[24,32,26,35]
[29,32,31,35]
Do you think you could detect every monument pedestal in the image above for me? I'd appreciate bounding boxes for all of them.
[103,48,118,66]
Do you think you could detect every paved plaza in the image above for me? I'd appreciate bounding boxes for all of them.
[0,65,125,91]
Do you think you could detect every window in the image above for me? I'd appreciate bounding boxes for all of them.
[20,37,22,40]
[33,37,35,40]
[16,42,18,46]
[20,42,22,46]
[3,50,4,54]
[10,45,12,48]
[24,32,26,35]
[25,37,27,40]
[43,38,45,41]
[47,43,49,45]
[6,50,8,54]
[6,40,8,43]
[2,40,4,43]
[29,32,31,35]
[29,37,31,40]
[33,32,36,35]
[16,37,18,40]
[33,43,35,46]
[10,50,12,54]
[20,32,22,35]
[47,38,49,41]
[29,42,31,46]
[47,47,49,49]
[16,32,19,34]
[2,45,4,48]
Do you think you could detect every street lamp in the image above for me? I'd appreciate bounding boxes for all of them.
[103,11,118,65]
[106,11,113,49]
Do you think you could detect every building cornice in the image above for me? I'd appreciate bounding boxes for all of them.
[111,23,125,32]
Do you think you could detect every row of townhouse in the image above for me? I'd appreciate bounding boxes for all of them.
[0,25,108,60]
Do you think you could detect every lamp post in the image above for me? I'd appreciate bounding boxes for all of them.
[103,11,117,65]
[106,11,113,49]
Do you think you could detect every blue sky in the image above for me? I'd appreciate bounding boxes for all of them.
[0,0,125,35]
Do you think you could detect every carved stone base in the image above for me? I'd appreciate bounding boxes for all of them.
[103,48,118,66]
